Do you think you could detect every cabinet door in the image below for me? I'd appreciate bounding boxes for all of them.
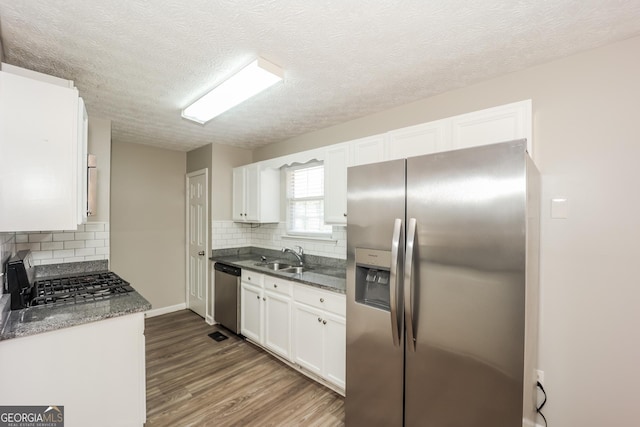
[77,98,89,224]
[350,135,385,166]
[385,119,447,160]
[323,144,349,224]
[323,312,346,389]
[232,167,246,221]
[240,282,263,344]
[244,164,260,221]
[450,100,532,153]
[0,71,80,231]
[292,303,324,377]
[264,290,292,360]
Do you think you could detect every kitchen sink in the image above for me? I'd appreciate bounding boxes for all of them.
[253,261,310,274]
[255,261,291,270]
[279,266,308,274]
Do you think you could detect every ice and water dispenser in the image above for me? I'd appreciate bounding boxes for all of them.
[355,248,391,311]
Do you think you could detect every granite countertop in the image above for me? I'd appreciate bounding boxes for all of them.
[0,260,151,341]
[211,247,346,294]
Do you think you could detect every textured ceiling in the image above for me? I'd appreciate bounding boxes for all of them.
[1,1,639,152]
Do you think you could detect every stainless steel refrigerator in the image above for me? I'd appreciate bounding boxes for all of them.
[346,140,540,426]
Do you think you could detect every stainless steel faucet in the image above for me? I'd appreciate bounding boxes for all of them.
[282,246,304,266]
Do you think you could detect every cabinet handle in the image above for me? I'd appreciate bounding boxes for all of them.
[263,297,266,301]
[320,298,324,303]
[274,284,278,288]
[317,317,322,323]
[248,276,251,280]
[343,213,347,217]
[256,295,260,300]
[322,320,327,325]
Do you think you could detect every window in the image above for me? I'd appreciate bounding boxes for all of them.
[285,162,332,237]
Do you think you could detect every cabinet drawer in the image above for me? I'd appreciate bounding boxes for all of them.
[294,285,345,317]
[264,276,293,296]
[241,270,264,287]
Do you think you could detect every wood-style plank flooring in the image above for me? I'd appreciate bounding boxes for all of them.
[145,310,345,426]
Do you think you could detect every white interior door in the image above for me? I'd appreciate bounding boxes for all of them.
[187,170,208,318]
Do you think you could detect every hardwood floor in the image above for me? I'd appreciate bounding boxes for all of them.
[145,310,345,426]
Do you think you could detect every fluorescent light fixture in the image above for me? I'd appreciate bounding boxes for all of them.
[182,57,284,124]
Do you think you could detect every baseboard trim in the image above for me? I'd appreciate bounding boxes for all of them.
[243,337,345,397]
[145,303,187,318]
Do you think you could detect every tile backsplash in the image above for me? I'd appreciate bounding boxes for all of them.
[14,222,110,266]
[213,221,346,259]
[1,232,16,269]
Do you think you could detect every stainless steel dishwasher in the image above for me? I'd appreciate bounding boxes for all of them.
[214,262,241,334]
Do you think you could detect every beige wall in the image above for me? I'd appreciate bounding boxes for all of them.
[254,35,640,426]
[87,116,111,222]
[186,143,212,174]
[211,143,252,220]
[187,143,213,257]
[110,142,186,309]
[186,141,251,229]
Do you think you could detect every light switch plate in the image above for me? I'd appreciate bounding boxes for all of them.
[551,198,568,219]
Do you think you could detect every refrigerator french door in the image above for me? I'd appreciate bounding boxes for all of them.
[346,140,540,426]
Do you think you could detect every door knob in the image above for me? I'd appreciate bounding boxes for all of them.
[198,251,205,256]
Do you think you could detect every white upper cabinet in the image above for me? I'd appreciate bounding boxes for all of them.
[386,100,532,159]
[77,98,89,225]
[0,65,87,232]
[232,163,280,223]
[350,134,385,166]
[324,135,385,225]
[323,143,350,225]
[385,118,448,160]
[322,100,531,226]
[450,100,532,153]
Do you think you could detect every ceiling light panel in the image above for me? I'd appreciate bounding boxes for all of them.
[182,57,284,124]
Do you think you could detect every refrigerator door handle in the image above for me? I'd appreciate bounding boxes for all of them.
[404,217,417,351]
[389,218,403,347]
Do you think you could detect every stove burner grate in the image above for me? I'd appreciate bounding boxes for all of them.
[30,272,134,307]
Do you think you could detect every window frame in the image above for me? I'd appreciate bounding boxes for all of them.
[284,161,332,238]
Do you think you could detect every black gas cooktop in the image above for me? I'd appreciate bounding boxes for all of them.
[30,271,134,307]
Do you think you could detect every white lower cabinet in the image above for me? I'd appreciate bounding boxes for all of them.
[292,303,346,389]
[263,276,293,360]
[239,270,346,393]
[240,281,263,343]
[241,273,294,361]
[292,302,325,376]
[323,312,346,389]
[0,313,146,427]
[292,284,346,390]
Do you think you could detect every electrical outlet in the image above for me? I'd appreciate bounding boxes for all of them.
[536,369,545,385]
